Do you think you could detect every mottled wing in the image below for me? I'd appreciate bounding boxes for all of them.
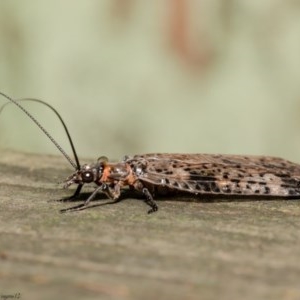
[127,153,300,197]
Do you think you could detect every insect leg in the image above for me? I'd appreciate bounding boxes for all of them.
[100,182,121,200]
[64,184,83,201]
[58,184,83,202]
[101,183,158,213]
[73,184,83,198]
[82,185,105,206]
[142,188,158,214]
[60,185,103,212]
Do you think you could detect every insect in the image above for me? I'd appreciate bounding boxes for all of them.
[1,91,300,213]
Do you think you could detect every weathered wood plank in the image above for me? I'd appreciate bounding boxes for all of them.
[1,150,300,300]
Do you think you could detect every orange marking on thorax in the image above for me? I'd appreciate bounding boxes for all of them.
[100,165,112,183]
[100,163,138,186]
[126,172,137,185]
[123,164,138,185]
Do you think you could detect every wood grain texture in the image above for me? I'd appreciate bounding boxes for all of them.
[1,150,300,300]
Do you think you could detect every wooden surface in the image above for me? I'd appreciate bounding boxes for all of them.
[1,150,300,300]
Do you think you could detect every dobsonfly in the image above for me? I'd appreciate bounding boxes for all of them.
[1,91,300,214]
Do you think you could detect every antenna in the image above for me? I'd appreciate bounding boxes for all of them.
[0,91,80,170]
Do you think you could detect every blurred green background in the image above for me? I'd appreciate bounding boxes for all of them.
[0,0,300,162]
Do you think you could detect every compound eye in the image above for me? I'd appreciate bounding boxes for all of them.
[82,171,94,183]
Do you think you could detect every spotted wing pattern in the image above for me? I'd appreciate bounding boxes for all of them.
[126,153,300,197]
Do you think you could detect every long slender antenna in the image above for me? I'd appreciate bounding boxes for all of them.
[0,91,79,170]
[0,97,81,169]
